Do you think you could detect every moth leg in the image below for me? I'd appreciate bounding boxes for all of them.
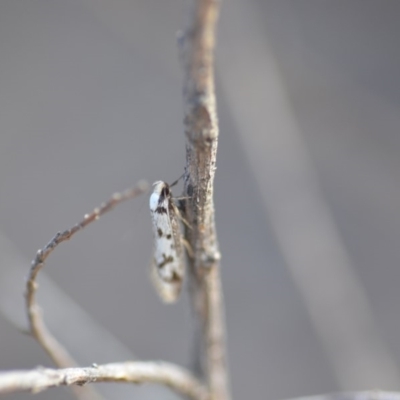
[182,237,194,259]
[172,202,192,230]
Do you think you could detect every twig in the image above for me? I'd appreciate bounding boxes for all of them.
[286,392,400,400]
[180,0,230,399]
[25,181,148,365]
[24,180,149,400]
[0,361,208,400]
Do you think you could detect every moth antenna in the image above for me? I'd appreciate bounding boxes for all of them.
[169,173,184,188]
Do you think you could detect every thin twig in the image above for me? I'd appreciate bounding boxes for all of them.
[0,361,208,400]
[286,392,400,400]
[24,180,149,400]
[25,180,148,365]
[180,0,230,399]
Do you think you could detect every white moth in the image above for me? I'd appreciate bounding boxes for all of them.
[149,181,185,303]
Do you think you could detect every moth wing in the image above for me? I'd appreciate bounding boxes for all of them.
[150,257,182,303]
[150,201,184,303]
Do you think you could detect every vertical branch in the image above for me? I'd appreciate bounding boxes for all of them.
[180,1,230,399]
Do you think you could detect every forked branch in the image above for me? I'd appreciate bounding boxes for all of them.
[3,0,231,399]
[21,179,210,400]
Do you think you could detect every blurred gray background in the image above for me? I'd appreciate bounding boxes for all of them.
[1,1,400,399]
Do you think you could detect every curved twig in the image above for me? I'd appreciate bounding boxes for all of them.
[0,361,208,400]
[25,180,149,367]
[24,181,149,400]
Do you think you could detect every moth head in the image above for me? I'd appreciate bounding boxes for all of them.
[152,181,170,198]
[150,181,171,211]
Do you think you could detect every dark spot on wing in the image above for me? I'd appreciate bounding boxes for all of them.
[158,254,174,269]
[170,271,180,282]
[157,228,163,237]
[155,206,167,214]
[163,270,181,283]
[166,234,172,239]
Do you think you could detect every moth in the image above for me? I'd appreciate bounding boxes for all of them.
[149,180,185,303]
